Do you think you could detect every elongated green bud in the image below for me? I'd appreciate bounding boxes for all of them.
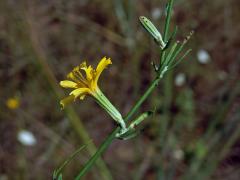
[139,16,166,49]
[129,111,153,129]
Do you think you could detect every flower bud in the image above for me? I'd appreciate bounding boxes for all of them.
[139,16,166,49]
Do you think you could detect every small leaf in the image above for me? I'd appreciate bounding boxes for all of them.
[53,142,90,179]
[163,42,179,67]
[163,26,178,51]
[129,111,153,129]
[169,49,192,69]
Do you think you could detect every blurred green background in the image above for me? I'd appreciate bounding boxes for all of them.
[0,0,240,179]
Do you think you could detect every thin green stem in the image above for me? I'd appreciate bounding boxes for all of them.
[75,128,119,180]
[124,76,161,122]
[159,0,174,65]
[163,0,174,42]
[163,42,178,66]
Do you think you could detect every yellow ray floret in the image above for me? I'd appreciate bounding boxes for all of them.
[59,57,112,109]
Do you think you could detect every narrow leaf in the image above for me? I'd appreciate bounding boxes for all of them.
[169,49,192,70]
[53,142,91,180]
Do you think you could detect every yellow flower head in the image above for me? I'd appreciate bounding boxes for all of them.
[6,97,20,110]
[60,57,112,109]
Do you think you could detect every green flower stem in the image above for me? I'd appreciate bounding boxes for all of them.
[75,75,162,179]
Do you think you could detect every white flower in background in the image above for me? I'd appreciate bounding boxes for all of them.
[197,49,211,64]
[173,149,184,160]
[151,8,162,19]
[175,73,186,86]
[18,130,37,146]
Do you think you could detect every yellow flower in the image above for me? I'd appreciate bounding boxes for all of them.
[60,56,127,133]
[60,57,112,108]
[6,97,20,110]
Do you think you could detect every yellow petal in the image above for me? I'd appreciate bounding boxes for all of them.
[95,57,112,83]
[71,66,86,81]
[60,80,78,88]
[79,61,87,69]
[60,95,75,109]
[67,72,79,82]
[81,65,94,81]
[69,88,90,99]
[79,94,86,100]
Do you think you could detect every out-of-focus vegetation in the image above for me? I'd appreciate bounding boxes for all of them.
[0,0,240,179]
